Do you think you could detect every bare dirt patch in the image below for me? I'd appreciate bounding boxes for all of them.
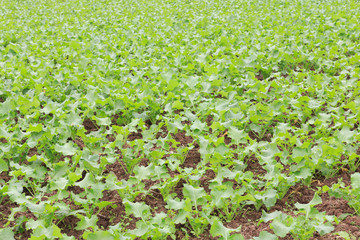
[104,160,129,181]
[224,206,272,239]
[83,118,99,133]
[128,130,143,141]
[200,169,216,194]
[0,196,18,228]
[96,190,125,230]
[73,137,85,150]
[180,149,201,169]
[172,131,193,146]
[58,215,83,239]
[244,154,266,177]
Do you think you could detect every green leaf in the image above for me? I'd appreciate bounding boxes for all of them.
[351,173,360,190]
[337,127,354,143]
[315,222,334,235]
[173,209,188,224]
[67,112,83,127]
[54,142,77,155]
[167,79,179,91]
[229,234,245,240]
[295,193,322,219]
[308,193,322,206]
[344,101,356,112]
[0,98,13,116]
[210,218,243,240]
[256,189,277,209]
[133,165,153,181]
[190,119,206,132]
[29,224,62,239]
[27,124,43,133]
[308,99,321,109]
[261,211,282,223]
[75,173,95,189]
[28,236,46,240]
[211,182,233,208]
[271,218,291,237]
[129,221,150,237]
[124,200,150,219]
[334,231,356,240]
[51,225,63,238]
[94,117,111,126]
[210,218,230,239]
[0,228,15,240]
[167,197,185,210]
[75,215,98,230]
[53,177,68,190]
[254,231,278,240]
[85,231,114,240]
[183,184,206,204]
[228,127,247,144]
[295,193,322,211]
[172,100,184,110]
[0,159,8,172]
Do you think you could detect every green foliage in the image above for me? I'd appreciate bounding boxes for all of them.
[329,173,360,215]
[1,0,360,238]
[210,218,243,240]
[262,194,336,239]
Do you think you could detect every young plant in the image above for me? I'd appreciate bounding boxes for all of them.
[329,173,360,215]
[182,184,211,237]
[261,194,336,239]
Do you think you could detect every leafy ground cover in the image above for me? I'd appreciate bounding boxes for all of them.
[1,0,360,239]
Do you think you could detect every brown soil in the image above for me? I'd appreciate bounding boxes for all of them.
[83,118,99,133]
[2,158,360,240]
[224,135,231,145]
[199,169,216,194]
[68,185,85,194]
[0,171,11,182]
[27,147,38,157]
[58,215,83,239]
[206,115,213,127]
[10,212,37,239]
[0,196,18,228]
[106,134,116,142]
[170,131,202,168]
[134,188,167,215]
[138,157,149,167]
[244,154,266,177]
[128,130,143,141]
[96,190,125,230]
[172,131,194,146]
[174,224,218,240]
[111,113,123,126]
[73,137,85,150]
[256,72,264,81]
[174,178,186,200]
[103,160,129,181]
[225,206,272,239]
[156,125,168,139]
[248,130,273,142]
[180,149,201,169]
[14,227,32,239]
[1,116,359,240]
[316,192,360,239]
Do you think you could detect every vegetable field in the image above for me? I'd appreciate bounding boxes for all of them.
[1,0,360,239]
